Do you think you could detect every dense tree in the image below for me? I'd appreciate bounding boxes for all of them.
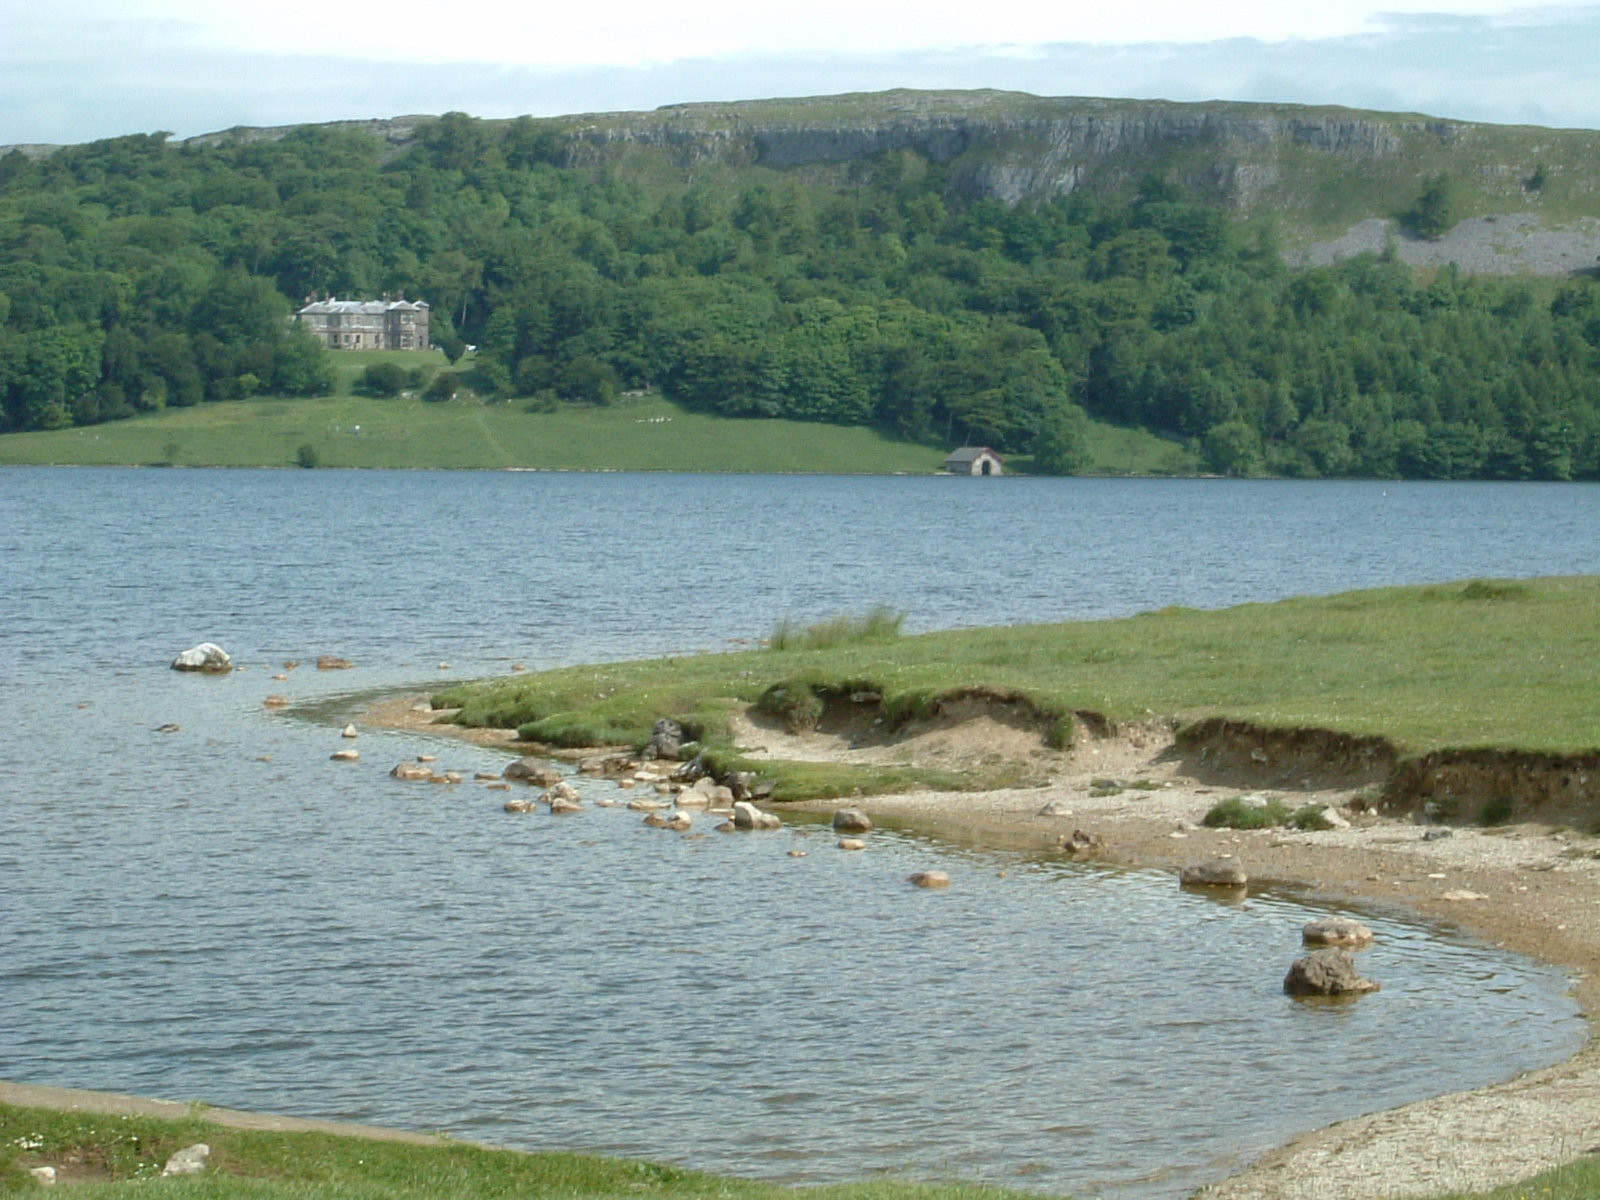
[0,113,1597,479]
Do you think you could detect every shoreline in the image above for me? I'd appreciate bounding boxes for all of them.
[13,697,1596,1200]
[365,694,1600,1199]
[806,784,1600,1200]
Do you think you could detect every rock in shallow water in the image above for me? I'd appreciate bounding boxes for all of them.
[1284,948,1380,996]
[171,643,231,673]
[1180,858,1248,887]
[1302,917,1375,949]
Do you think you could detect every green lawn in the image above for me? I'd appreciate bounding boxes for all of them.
[0,351,1193,474]
[434,576,1600,797]
[0,1101,1040,1200]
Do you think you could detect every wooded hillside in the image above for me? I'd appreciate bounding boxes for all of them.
[3,94,1600,478]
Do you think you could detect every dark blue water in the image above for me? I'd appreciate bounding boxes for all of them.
[2,468,1595,1199]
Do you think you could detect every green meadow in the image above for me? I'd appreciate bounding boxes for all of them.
[0,351,1194,474]
[434,577,1600,800]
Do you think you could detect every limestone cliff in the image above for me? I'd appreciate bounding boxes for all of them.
[541,89,1600,224]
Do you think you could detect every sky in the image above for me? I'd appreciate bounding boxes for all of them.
[4,1,1600,147]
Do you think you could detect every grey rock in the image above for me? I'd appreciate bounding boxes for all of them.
[732,800,782,830]
[503,757,564,787]
[1180,858,1249,887]
[832,807,874,833]
[1302,917,1376,949]
[1057,828,1106,856]
[1297,804,1351,831]
[161,1144,211,1177]
[643,718,684,760]
[1284,948,1381,997]
[171,643,232,673]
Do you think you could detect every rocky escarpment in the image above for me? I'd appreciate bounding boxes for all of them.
[555,91,1446,209]
[13,88,1600,256]
[546,89,1600,220]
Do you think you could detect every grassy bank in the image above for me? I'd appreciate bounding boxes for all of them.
[0,1100,1035,1199]
[7,1095,1600,1200]
[0,352,1194,474]
[433,577,1600,802]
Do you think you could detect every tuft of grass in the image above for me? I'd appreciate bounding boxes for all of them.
[768,606,906,651]
[755,681,827,732]
[1202,796,1294,829]
[1450,579,1535,602]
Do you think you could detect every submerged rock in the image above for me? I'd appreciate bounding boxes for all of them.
[1057,829,1106,856]
[908,870,951,889]
[503,757,563,787]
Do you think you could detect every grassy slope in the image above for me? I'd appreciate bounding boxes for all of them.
[5,1023,1600,1200]
[0,351,1195,474]
[436,576,1600,769]
[0,1101,1035,1200]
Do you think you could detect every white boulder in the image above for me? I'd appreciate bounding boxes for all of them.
[171,643,231,673]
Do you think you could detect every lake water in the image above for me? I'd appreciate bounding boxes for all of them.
[3,468,1597,1199]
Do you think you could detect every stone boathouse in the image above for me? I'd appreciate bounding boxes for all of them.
[942,446,1005,476]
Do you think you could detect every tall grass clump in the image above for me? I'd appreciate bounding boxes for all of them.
[1202,796,1294,829]
[768,606,906,651]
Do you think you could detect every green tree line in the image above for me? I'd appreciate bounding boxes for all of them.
[2,116,1598,478]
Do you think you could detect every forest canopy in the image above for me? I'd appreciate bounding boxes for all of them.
[2,115,1599,479]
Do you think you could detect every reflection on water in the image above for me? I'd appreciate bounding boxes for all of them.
[2,468,1595,1199]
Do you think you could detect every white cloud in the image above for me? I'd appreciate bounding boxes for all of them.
[2,2,1598,144]
[43,0,1597,65]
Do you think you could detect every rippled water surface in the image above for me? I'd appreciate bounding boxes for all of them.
[3,469,1597,1199]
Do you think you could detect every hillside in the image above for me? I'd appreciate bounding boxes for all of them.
[128,90,1600,253]
[3,89,1600,477]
